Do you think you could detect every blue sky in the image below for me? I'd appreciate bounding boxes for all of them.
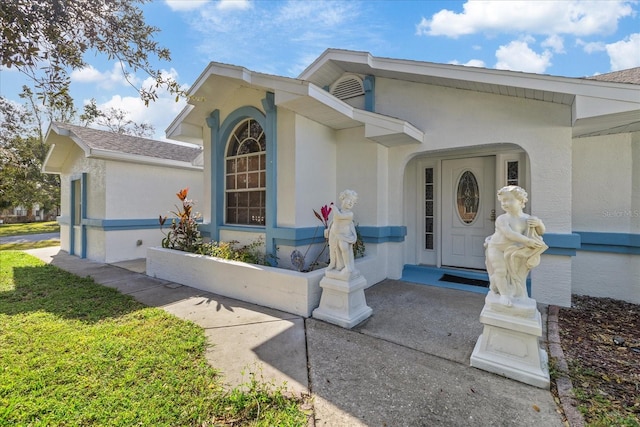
[1,0,638,140]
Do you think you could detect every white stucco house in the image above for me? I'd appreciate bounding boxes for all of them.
[43,122,203,263]
[159,49,638,307]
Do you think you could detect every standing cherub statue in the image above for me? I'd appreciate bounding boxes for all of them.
[484,186,548,307]
[325,189,359,278]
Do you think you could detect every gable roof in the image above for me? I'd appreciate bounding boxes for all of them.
[43,122,203,174]
[168,49,639,143]
[166,61,424,147]
[586,67,640,85]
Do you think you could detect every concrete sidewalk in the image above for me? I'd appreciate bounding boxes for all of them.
[25,247,564,426]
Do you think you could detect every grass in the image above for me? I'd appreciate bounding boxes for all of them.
[0,221,60,238]
[0,251,308,426]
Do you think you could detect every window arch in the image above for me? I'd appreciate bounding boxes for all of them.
[225,118,266,226]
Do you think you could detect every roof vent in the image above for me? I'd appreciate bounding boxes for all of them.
[330,75,365,100]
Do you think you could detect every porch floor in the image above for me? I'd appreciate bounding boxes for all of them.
[402,264,532,296]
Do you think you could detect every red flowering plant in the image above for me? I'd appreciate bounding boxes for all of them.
[291,203,333,271]
[313,204,333,229]
[159,187,203,253]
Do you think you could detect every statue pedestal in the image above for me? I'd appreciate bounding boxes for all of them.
[312,272,372,329]
[470,294,550,389]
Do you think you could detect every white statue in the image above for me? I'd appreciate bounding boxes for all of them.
[484,186,548,307]
[325,189,358,277]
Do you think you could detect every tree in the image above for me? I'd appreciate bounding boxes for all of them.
[0,0,183,107]
[0,97,60,217]
[80,99,155,137]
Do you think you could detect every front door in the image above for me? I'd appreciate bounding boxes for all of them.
[441,157,496,269]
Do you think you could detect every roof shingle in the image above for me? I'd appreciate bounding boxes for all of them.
[53,122,202,163]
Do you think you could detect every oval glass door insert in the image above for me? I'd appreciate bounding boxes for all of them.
[456,170,479,224]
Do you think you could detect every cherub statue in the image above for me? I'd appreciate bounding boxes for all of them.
[484,186,548,307]
[325,189,358,277]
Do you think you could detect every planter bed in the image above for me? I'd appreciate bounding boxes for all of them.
[146,247,326,317]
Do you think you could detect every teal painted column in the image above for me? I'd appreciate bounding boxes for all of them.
[206,110,221,242]
[262,93,277,257]
[364,75,375,112]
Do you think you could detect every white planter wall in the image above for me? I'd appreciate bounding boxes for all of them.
[147,247,325,316]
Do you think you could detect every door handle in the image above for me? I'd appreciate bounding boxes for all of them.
[489,209,496,221]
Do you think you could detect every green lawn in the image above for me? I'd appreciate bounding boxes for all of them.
[0,251,308,426]
[0,221,60,237]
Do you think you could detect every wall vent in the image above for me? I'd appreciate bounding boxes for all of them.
[330,75,365,100]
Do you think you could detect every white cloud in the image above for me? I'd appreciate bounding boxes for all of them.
[542,35,565,54]
[89,68,188,141]
[577,39,606,53]
[70,62,138,90]
[449,59,486,68]
[495,40,553,73]
[463,59,486,68]
[164,0,207,12]
[217,0,250,11]
[606,33,640,70]
[416,1,634,38]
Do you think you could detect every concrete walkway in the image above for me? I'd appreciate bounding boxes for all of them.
[25,247,564,426]
[0,232,60,244]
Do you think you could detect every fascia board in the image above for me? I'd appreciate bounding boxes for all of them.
[165,103,195,140]
[87,149,203,171]
[42,144,60,174]
[304,50,640,105]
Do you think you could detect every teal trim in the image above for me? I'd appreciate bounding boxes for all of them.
[84,218,167,230]
[69,174,87,258]
[358,226,407,243]
[211,100,278,257]
[543,232,581,256]
[401,265,532,296]
[364,75,375,112]
[262,93,278,257]
[575,231,640,255]
[81,173,87,258]
[206,110,220,242]
[69,179,77,256]
[272,225,407,247]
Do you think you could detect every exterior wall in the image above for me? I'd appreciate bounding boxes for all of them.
[572,133,634,232]
[104,161,203,219]
[375,78,574,306]
[57,145,107,255]
[572,252,639,304]
[291,115,337,226]
[571,132,639,303]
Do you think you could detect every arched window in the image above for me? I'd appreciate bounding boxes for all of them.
[225,118,266,226]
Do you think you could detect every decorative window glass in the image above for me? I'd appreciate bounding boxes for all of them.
[456,171,479,224]
[425,168,435,250]
[507,161,519,186]
[225,119,266,226]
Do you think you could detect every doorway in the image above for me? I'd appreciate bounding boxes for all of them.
[441,156,496,270]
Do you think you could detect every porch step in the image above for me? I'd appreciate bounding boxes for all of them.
[401,265,531,296]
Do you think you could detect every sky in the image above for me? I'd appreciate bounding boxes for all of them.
[1,0,639,141]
